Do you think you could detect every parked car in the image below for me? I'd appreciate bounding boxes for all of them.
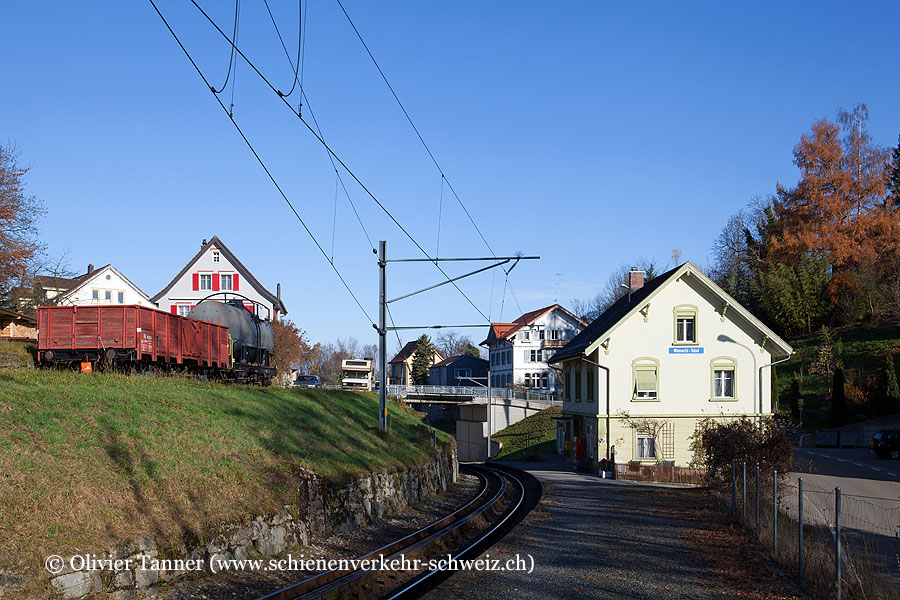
[871,430,900,459]
[293,374,321,389]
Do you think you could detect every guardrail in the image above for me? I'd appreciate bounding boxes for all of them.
[387,384,560,405]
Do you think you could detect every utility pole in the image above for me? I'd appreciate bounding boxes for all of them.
[378,241,388,431]
[375,240,538,434]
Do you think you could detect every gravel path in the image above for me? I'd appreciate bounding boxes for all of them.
[425,457,807,600]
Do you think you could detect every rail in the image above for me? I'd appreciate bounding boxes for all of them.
[255,465,536,600]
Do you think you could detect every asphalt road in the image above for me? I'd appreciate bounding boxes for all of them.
[789,447,900,535]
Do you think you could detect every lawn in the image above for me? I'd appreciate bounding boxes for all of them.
[491,406,560,461]
[0,369,451,585]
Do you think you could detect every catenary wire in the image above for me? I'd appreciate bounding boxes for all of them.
[148,0,375,326]
[335,0,532,313]
[187,0,490,322]
[262,0,302,98]
[261,3,376,253]
[211,0,239,94]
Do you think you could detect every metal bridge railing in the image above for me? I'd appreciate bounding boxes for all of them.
[387,384,561,405]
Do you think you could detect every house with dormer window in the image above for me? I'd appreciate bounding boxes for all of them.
[480,304,587,394]
[151,236,286,320]
[549,263,793,468]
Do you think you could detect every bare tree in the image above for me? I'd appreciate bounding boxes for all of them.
[435,331,482,358]
[571,258,661,321]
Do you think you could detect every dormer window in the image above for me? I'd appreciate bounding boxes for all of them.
[673,305,698,344]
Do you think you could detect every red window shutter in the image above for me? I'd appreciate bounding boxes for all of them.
[192,273,199,291]
[170,305,177,314]
[212,274,220,291]
[232,273,240,291]
[190,305,195,311]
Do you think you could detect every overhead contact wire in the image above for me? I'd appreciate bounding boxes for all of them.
[148,0,375,327]
[188,0,489,322]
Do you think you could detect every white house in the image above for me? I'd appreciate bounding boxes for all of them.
[549,263,793,468]
[481,304,587,393]
[151,236,287,320]
[53,264,156,308]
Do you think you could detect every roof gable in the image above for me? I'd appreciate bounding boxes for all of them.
[151,236,287,314]
[481,304,587,345]
[549,262,793,363]
[430,354,488,369]
[59,265,153,303]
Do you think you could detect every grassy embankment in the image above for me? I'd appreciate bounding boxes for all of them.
[0,369,451,585]
[490,406,560,461]
[774,324,900,428]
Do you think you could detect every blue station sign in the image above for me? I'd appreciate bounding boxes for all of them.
[669,347,704,354]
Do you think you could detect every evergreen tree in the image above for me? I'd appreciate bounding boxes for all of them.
[831,368,847,426]
[410,334,434,385]
[880,352,900,414]
[887,135,900,210]
[789,373,801,423]
[463,343,481,358]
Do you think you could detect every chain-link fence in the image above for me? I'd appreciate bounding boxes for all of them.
[729,460,900,600]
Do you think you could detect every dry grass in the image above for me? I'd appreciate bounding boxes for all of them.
[0,369,452,596]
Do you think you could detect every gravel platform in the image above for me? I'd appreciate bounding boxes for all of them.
[424,457,808,600]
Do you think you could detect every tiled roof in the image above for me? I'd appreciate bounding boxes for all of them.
[430,354,488,369]
[481,304,588,345]
[389,341,419,363]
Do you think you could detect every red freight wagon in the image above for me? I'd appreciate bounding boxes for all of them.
[37,305,230,369]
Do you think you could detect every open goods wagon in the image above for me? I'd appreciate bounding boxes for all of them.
[37,305,230,371]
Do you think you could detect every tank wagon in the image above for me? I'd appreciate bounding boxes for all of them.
[37,298,275,384]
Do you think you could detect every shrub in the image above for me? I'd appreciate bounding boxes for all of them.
[690,416,793,487]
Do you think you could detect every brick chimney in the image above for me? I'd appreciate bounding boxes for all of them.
[628,267,645,292]
[87,263,94,274]
[201,239,207,249]
[626,267,645,303]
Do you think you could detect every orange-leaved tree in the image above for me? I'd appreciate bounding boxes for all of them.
[0,143,44,293]
[772,104,894,269]
[270,319,312,387]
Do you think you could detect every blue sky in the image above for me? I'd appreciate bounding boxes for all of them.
[3,1,899,348]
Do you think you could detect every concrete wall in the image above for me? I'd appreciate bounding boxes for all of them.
[455,399,553,462]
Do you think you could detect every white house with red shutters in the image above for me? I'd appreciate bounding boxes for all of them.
[151,236,287,321]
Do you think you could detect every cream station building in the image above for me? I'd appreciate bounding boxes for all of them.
[549,262,793,468]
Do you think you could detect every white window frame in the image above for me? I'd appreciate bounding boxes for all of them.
[199,273,212,291]
[710,356,738,401]
[673,305,699,345]
[636,431,657,460]
[212,250,220,263]
[117,291,124,304]
[177,305,191,317]
[220,273,233,291]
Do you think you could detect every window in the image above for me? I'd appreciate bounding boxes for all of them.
[530,350,540,362]
[636,432,656,459]
[539,329,545,340]
[92,289,98,300]
[105,290,111,301]
[454,368,472,380]
[632,358,659,400]
[525,373,532,388]
[177,305,190,317]
[117,292,124,303]
[506,349,511,364]
[199,274,212,291]
[220,274,233,290]
[673,305,698,344]
[523,331,530,340]
[711,357,737,400]
[541,372,549,388]
[212,250,220,263]
[565,368,571,400]
[587,370,594,401]
[575,369,582,401]
[551,330,560,340]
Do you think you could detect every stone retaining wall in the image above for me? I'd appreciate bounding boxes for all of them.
[42,446,457,599]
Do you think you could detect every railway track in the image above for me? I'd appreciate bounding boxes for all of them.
[255,464,540,600]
